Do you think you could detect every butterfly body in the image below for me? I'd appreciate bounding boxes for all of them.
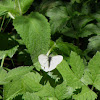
[38,54,63,72]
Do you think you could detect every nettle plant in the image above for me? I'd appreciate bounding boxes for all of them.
[0,0,100,100]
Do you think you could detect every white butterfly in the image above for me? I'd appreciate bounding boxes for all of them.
[38,54,63,72]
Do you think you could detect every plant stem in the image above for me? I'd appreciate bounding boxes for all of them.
[46,43,56,56]
[91,85,94,91]
[1,54,6,68]
[8,12,15,19]
[2,18,11,33]
[0,15,5,32]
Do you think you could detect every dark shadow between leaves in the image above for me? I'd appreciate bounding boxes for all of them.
[0,33,18,50]
[40,69,63,88]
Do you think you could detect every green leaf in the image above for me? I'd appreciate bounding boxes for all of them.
[57,56,97,100]
[22,92,40,100]
[0,67,8,85]
[35,82,55,97]
[0,0,34,16]
[56,40,82,56]
[87,35,100,52]
[13,12,50,63]
[55,82,73,99]
[57,60,83,89]
[70,51,85,79]
[0,46,18,59]
[0,0,15,12]
[88,51,100,90]
[0,0,19,17]
[81,68,93,86]
[72,16,93,30]
[61,27,77,38]
[21,72,42,92]
[81,3,91,15]
[15,0,34,14]
[5,66,34,81]
[4,72,42,100]
[0,95,2,99]
[0,34,18,59]
[39,0,63,14]
[46,6,69,34]
[56,51,85,89]
[3,78,23,100]
[92,13,100,22]
[73,85,97,100]
[79,24,100,37]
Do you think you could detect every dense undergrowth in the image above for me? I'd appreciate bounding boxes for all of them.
[0,0,100,100]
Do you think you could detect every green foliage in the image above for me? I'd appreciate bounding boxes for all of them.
[0,0,100,100]
[22,92,40,100]
[13,12,50,63]
[15,0,34,14]
[0,0,34,16]
[73,85,97,100]
[87,35,100,52]
[5,66,34,81]
[0,67,8,84]
[57,52,84,89]
[46,6,69,34]
[88,52,100,90]
[0,46,18,59]
[3,72,42,100]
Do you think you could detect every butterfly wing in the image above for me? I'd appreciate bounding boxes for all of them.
[38,54,48,70]
[38,54,63,72]
[47,55,63,72]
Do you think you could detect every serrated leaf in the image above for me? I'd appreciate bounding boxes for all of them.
[35,82,55,97]
[55,82,73,99]
[22,92,40,100]
[73,85,97,100]
[92,13,100,22]
[3,79,22,100]
[61,26,77,38]
[81,68,93,86]
[46,6,69,34]
[5,66,34,81]
[88,51,100,90]
[4,72,42,100]
[72,16,93,30]
[87,35,100,52]
[13,12,50,63]
[0,67,8,85]
[56,52,86,89]
[21,72,42,92]
[70,51,85,79]
[80,24,100,37]
[34,61,41,71]
[57,60,83,89]
[56,40,82,56]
